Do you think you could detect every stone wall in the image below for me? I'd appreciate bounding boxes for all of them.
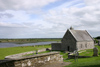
[51,43,61,51]
[61,30,76,52]
[0,52,63,67]
[77,41,94,51]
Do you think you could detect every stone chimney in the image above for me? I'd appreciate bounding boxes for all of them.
[70,26,74,30]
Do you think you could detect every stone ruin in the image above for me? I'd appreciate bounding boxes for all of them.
[0,52,63,67]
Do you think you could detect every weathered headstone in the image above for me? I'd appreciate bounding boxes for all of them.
[33,53,34,55]
[46,48,50,51]
[93,47,98,56]
[64,50,68,53]
[36,50,38,54]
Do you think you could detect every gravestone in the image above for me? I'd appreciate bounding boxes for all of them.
[46,48,50,51]
[36,50,38,54]
[93,47,98,56]
[64,50,68,53]
[33,53,34,55]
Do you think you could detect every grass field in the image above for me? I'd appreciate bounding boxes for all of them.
[0,45,51,60]
[64,45,100,67]
[1,44,100,67]
[0,38,61,43]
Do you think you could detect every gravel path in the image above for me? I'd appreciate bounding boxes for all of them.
[41,62,71,67]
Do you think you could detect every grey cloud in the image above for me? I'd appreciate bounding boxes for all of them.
[0,26,51,38]
[84,0,100,6]
[1,0,100,38]
[0,22,28,28]
[0,13,13,18]
[0,0,57,11]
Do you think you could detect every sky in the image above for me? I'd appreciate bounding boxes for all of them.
[0,0,100,38]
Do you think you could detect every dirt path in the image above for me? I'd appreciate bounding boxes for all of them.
[41,62,71,67]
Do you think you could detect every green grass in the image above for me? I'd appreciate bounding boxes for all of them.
[79,49,93,56]
[64,57,100,67]
[1,44,100,67]
[0,45,51,59]
[60,51,68,59]
[64,45,100,67]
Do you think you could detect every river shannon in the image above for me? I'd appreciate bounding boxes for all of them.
[0,41,57,48]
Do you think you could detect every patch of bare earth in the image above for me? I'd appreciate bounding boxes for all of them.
[41,62,71,67]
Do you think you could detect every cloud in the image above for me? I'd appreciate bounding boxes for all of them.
[0,22,28,28]
[84,0,100,6]
[0,0,100,38]
[0,10,32,25]
[0,21,47,38]
[0,0,57,11]
[0,13,13,18]
[42,0,100,37]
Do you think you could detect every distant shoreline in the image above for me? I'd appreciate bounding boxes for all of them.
[0,41,58,48]
[0,38,61,43]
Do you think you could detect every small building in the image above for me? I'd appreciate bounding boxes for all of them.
[52,43,61,51]
[52,27,94,52]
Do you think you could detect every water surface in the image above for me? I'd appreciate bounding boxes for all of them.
[0,41,57,48]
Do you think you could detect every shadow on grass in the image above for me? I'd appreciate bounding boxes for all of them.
[79,64,100,67]
[99,53,100,55]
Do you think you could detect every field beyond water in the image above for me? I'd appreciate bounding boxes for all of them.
[0,45,51,60]
[0,38,61,43]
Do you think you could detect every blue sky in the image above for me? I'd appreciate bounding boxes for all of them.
[0,0,100,38]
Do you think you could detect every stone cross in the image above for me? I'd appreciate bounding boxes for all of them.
[93,47,98,56]
[73,50,79,56]
[73,50,79,62]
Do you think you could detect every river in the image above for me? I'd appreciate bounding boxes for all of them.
[0,41,57,48]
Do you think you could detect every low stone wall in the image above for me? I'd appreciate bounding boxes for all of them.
[0,60,14,67]
[0,52,63,67]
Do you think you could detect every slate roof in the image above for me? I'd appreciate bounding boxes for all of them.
[69,29,93,41]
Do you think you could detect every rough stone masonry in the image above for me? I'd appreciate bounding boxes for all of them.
[0,52,63,67]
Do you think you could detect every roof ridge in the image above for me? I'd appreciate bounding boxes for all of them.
[85,30,94,41]
[69,29,93,42]
[69,29,77,41]
[73,30,85,31]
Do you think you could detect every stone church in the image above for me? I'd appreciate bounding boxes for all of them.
[52,27,94,52]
